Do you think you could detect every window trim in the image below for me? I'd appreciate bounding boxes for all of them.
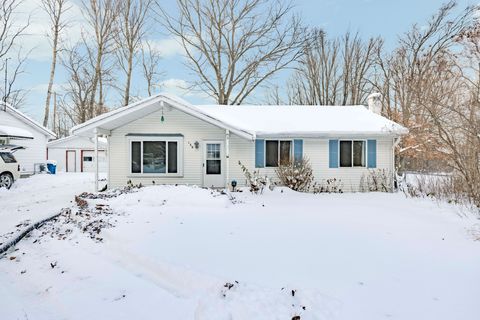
[338,139,367,168]
[265,139,293,168]
[127,136,184,177]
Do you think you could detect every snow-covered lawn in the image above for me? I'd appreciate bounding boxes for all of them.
[0,174,479,319]
[0,173,95,238]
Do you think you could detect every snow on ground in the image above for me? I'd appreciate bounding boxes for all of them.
[0,175,479,319]
[0,173,96,239]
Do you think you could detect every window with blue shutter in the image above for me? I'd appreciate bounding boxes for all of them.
[329,139,339,168]
[293,139,303,163]
[255,139,265,168]
[367,139,377,168]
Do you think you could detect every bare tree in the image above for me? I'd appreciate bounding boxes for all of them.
[115,0,152,106]
[157,0,306,105]
[0,0,29,60]
[1,49,30,107]
[61,44,95,124]
[81,0,120,117]
[373,1,475,171]
[140,40,163,96]
[41,0,70,127]
[287,29,382,105]
[0,0,30,106]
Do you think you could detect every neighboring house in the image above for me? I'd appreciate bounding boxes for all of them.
[47,136,108,173]
[0,103,56,174]
[70,93,408,191]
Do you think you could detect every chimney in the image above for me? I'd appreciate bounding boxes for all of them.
[367,92,382,114]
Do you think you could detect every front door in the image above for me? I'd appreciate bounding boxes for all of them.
[66,150,76,172]
[203,141,224,188]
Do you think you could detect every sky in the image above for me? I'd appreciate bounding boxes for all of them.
[8,0,476,124]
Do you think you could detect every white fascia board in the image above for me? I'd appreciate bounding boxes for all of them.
[255,131,407,139]
[3,103,56,138]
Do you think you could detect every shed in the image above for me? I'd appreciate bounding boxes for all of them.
[47,135,107,173]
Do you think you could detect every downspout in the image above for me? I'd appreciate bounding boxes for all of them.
[225,129,230,190]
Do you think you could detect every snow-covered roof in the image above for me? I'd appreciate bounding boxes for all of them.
[47,135,107,148]
[1,103,56,139]
[0,125,34,139]
[195,105,408,137]
[71,93,408,139]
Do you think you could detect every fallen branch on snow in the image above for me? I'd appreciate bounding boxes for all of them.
[0,208,71,256]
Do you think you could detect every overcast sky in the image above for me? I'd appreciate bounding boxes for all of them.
[11,0,475,123]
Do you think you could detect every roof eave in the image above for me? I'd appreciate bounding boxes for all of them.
[70,94,255,140]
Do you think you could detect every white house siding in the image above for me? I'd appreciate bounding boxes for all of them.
[108,107,227,187]
[108,107,394,192]
[303,138,393,192]
[227,137,393,192]
[0,111,49,174]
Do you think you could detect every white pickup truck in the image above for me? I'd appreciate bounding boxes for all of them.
[0,146,22,189]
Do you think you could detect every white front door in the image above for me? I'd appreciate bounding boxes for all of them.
[66,150,76,172]
[203,141,224,188]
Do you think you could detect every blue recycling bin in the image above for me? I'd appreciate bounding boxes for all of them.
[46,161,57,174]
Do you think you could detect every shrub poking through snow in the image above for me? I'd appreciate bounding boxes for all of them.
[359,169,393,192]
[238,161,270,194]
[312,178,343,193]
[401,173,479,212]
[275,158,314,192]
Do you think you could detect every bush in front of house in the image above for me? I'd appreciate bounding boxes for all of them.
[275,158,314,192]
[238,161,271,194]
[359,169,393,192]
[312,178,343,193]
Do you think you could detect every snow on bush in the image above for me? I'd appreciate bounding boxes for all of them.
[359,169,393,192]
[238,161,272,194]
[275,158,314,192]
[312,178,343,193]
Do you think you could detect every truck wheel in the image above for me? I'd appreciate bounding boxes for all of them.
[0,173,13,189]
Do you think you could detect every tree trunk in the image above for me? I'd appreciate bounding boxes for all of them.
[43,30,59,127]
[123,47,134,106]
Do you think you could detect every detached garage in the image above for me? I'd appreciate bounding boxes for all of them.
[47,136,107,173]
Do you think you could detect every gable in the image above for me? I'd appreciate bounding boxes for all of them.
[1,106,55,138]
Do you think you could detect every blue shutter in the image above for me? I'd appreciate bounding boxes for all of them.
[255,139,265,168]
[293,139,303,163]
[367,139,377,168]
[329,140,339,168]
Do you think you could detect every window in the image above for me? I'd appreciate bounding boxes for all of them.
[130,138,182,175]
[339,140,365,167]
[0,152,16,163]
[83,156,93,162]
[206,143,221,174]
[265,140,291,167]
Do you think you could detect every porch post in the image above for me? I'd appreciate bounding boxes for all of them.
[94,130,99,192]
[106,135,110,189]
[225,129,230,189]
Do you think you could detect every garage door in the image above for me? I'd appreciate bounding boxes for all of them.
[82,150,107,173]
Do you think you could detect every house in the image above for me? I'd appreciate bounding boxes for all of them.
[70,93,408,191]
[0,103,56,174]
[47,135,108,173]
